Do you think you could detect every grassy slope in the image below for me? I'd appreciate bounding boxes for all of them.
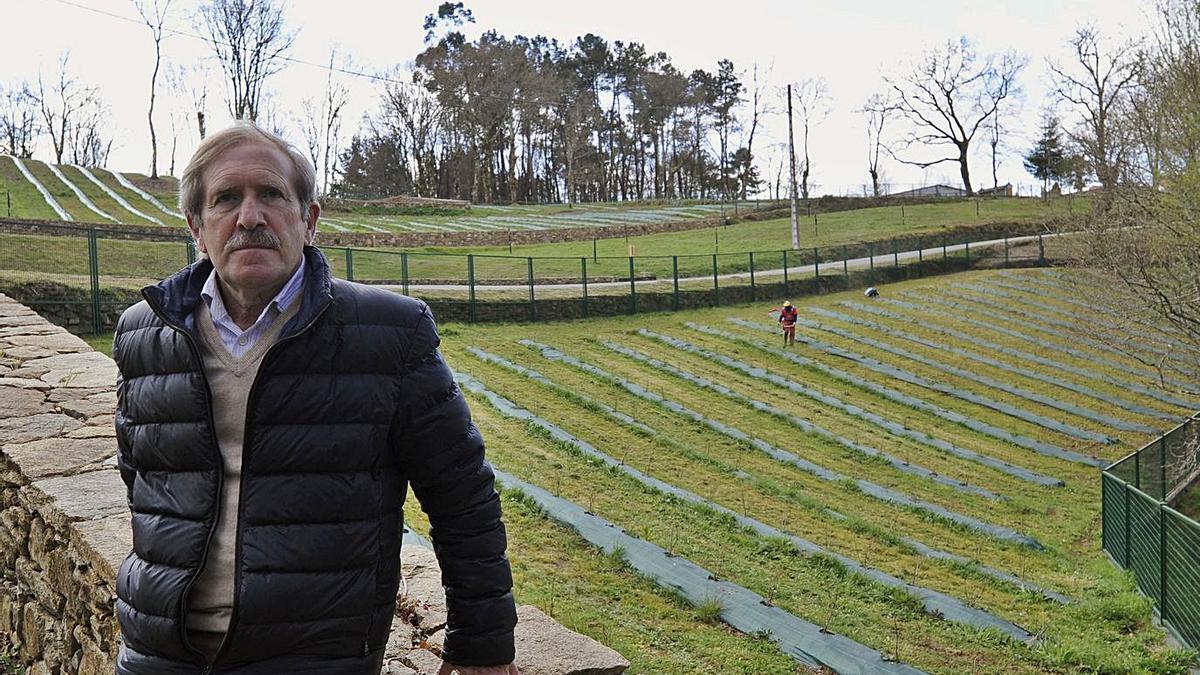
[0,156,59,220]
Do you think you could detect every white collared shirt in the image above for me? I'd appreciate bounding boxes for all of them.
[197,257,306,359]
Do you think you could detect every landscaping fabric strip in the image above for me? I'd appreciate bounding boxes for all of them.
[732,311,1116,450]
[888,293,1197,409]
[466,346,658,436]
[456,371,1036,647]
[466,347,1067,601]
[819,304,1161,435]
[45,163,116,222]
[491,467,927,673]
[951,282,1187,365]
[934,287,1200,387]
[598,339,1002,499]
[718,319,1085,475]
[109,169,184,218]
[72,164,164,225]
[520,340,1047,548]
[8,155,71,221]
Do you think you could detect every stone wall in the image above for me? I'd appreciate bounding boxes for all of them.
[0,294,628,675]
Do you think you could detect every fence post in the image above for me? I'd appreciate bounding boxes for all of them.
[528,257,536,321]
[1038,234,1045,265]
[345,248,355,282]
[868,242,875,282]
[965,240,971,265]
[842,245,849,278]
[712,254,720,307]
[917,236,923,276]
[401,253,409,296]
[581,257,589,318]
[749,252,756,301]
[628,256,636,315]
[87,227,102,333]
[467,255,476,324]
[942,235,948,261]
[893,238,899,267]
[1124,482,1132,567]
[1160,505,1169,624]
[1003,237,1009,268]
[1161,436,1168,499]
[186,239,197,265]
[672,256,679,311]
[1135,449,1141,490]
[782,250,789,292]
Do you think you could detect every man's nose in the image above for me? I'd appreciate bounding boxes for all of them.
[236,193,266,228]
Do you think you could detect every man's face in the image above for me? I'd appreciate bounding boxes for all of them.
[187,141,318,296]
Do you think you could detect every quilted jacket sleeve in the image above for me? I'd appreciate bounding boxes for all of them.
[394,304,516,667]
[112,314,136,508]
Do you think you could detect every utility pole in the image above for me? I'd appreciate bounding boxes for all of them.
[787,84,800,250]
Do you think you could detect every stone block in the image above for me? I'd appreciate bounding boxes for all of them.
[6,332,91,353]
[513,605,629,675]
[72,513,132,579]
[383,660,418,675]
[0,413,83,444]
[57,391,117,421]
[398,648,444,675]
[0,591,12,633]
[0,386,50,420]
[67,426,116,439]
[5,437,116,480]
[78,639,113,675]
[27,352,117,389]
[32,469,127,522]
[4,345,58,360]
[19,602,44,661]
[399,545,448,633]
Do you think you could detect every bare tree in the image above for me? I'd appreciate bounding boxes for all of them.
[68,94,113,167]
[791,78,829,199]
[35,54,99,165]
[0,81,40,157]
[133,0,174,178]
[860,92,894,197]
[884,38,1025,196]
[198,0,295,121]
[1048,26,1141,199]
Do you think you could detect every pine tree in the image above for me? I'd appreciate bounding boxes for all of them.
[1024,114,1068,195]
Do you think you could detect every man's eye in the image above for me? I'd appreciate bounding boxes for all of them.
[264,188,284,199]
[214,193,237,205]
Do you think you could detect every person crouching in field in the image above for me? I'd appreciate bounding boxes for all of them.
[776,301,798,347]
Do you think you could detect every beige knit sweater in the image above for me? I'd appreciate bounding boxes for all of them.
[185,298,301,656]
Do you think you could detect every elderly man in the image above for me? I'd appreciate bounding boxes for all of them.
[112,121,518,674]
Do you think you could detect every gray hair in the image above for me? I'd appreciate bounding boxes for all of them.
[178,120,317,224]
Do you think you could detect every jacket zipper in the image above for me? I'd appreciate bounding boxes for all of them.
[142,303,223,667]
[147,292,330,670]
[208,299,333,667]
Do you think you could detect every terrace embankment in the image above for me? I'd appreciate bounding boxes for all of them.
[0,293,629,675]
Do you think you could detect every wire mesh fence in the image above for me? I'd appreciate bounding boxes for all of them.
[0,221,1050,331]
[1102,413,1200,651]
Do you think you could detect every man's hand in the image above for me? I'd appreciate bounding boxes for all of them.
[436,661,519,675]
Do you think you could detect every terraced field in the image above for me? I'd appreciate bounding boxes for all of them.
[386,267,1197,673]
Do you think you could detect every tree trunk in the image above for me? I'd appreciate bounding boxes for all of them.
[958,144,973,196]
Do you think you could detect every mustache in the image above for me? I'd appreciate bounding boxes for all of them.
[224,228,281,253]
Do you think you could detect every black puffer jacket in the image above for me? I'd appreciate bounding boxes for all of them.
[112,247,515,673]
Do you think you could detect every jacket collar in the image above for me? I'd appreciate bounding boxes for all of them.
[142,245,334,338]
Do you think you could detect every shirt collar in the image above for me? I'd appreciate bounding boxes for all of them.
[201,256,307,329]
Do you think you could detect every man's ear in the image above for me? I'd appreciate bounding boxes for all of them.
[186,213,208,254]
[305,202,320,245]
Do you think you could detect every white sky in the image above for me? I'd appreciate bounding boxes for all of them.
[2,0,1154,196]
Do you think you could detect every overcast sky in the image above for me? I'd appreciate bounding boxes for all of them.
[2,0,1154,196]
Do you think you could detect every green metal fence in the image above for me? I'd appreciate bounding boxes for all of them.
[1102,414,1200,650]
[0,222,1049,330]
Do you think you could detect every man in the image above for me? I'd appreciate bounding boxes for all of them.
[777,300,798,347]
[112,121,518,674]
